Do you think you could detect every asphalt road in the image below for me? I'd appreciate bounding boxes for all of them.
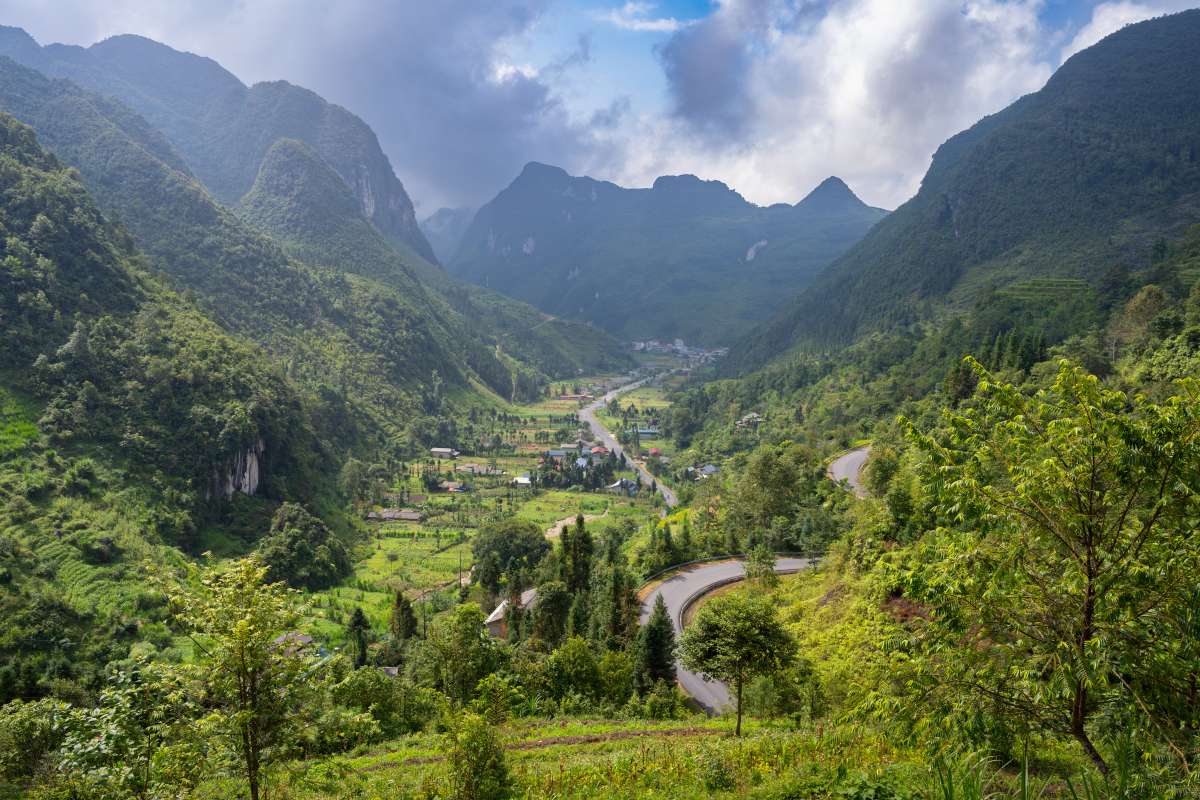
[579,376,677,507]
[828,446,870,496]
[639,557,816,715]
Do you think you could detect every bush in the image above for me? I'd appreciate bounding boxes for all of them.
[444,710,508,800]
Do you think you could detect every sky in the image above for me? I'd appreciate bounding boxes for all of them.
[1,0,1197,216]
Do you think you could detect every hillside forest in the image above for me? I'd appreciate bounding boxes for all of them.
[0,9,1199,800]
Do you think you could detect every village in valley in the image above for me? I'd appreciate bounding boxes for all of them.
[328,349,728,648]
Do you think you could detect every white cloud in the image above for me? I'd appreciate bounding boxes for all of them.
[596,2,683,33]
[1060,1,1194,62]
[491,61,540,82]
[588,0,1057,210]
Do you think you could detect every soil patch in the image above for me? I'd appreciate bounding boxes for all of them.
[544,509,609,538]
[883,596,932,625]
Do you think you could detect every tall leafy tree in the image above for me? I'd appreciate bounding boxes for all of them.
[424,604,500,707]
[165,558,321,800]
[895,359,1200,776]
[677,592,798,736]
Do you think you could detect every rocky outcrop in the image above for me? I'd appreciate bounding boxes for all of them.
[208,438,265,500]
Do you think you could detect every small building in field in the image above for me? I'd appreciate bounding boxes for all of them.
[437,481,465,492]
[430,447,460,460]
[397,509,423,522]
[484,588,538,638]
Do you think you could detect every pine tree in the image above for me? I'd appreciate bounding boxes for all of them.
[562,513,593,594]
[390,590,418,641]
[634,594,677,696]
[347,606,372,668]
[567,592,589,639]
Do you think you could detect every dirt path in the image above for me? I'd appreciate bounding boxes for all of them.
[544,508,609,538]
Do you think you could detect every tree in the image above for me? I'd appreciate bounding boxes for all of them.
[346,607,372,668]
[478,552,503,599]
[743,545,779,594]
[166,557,321,800]
[1106,284,1170,357]
[896,359,1200,777]
[532,581,572,647]
[257,504,350,591]
[338,457,368,500]
[633,595,677,696]
[390,590,418,641]
[443,708,508,800]
[425,604,499,707]
[471,518,550,576]
[52,662,205,799]
[677,592,798,736]
[560,513,593,594]
[545,637,602,701]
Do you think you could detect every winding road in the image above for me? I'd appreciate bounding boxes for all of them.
[639,557,817,715]
[579,376,678,507]
[827,445,870,496]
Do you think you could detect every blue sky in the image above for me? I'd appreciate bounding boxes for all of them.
[1,1,1197,213]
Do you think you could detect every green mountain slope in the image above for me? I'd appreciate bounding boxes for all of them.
[0,27,439,265]
[0,55,485,441]
[448,163,888,345]
[0,30,631,383]
[723,9,1200,374]
[0,111,345,684]
[234,138,633,382]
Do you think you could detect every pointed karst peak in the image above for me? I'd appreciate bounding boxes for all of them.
[794,176,868,210]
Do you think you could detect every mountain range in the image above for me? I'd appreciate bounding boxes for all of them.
[0,27,438,265]
[722,8,1200,374]
[446,164,888,345]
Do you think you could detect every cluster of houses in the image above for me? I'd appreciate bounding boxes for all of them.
[542,445,609,468]
[630,338,687,353]
[627,340,729,367]
[606,477,639,495]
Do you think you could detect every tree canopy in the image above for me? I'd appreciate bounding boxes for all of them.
[677,592,798,735]
[895,359,1200,776]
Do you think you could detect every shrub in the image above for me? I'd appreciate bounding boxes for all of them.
[444,710,508,800]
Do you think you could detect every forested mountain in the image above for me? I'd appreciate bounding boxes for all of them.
[0,111,349,675]
[0,26,439,265]
[723,9,1200,374]
[0,29,632,385]
[448,162,888,345]
[233,136,633,387]
[0,56,475,416]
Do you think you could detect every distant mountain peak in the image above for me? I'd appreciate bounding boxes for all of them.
[795,176,877,213]
[519,161,569,177]
[651,173,729,193]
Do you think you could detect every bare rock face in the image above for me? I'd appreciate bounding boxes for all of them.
[208,438,265,499]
